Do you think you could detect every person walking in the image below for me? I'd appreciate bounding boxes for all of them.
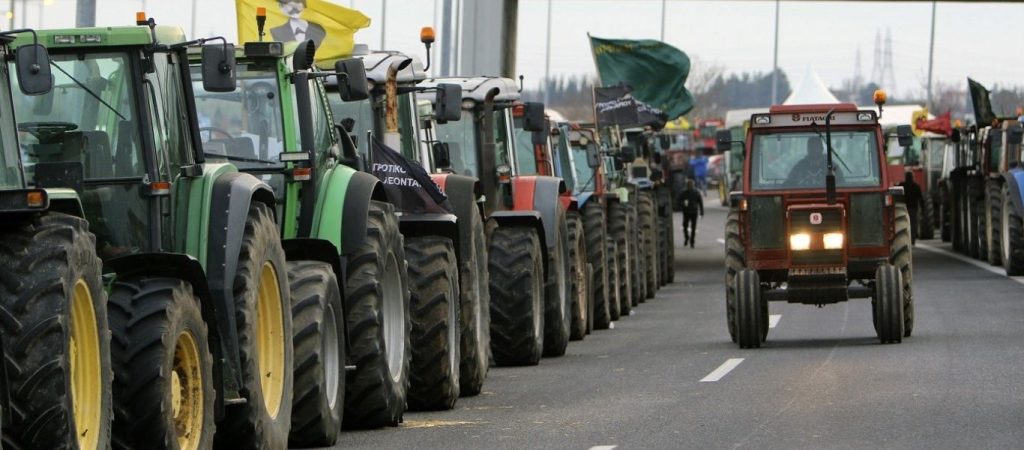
[691,152,709,196]
[898,171,924,244]
[677,179,704,248]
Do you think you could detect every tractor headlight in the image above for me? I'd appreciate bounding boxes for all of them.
[823,232,845,250]
[789,233,811,251]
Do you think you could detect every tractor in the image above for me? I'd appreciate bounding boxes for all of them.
[10,21,299,448]
[597,125,640,318]
[974,119,1024,274]
[322,45,489,410]
[187,30,420,434]
[417,76,572,366]
[720,100,914,347]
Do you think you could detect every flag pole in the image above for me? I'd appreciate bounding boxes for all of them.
[544,0,552,105]
[770,0,780,105]
[926,0,936,110]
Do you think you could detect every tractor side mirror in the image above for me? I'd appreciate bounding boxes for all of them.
[14,44,52,96]
[432,142,451,169]
[523,102,545,132]
[532,119,550,146]
[435,83,462,124]
[1007,124,1023,145]
[201,43,237,93]
[896,125,914,147]
[293,40,316,72]
[334,58,370,102]
[715,130,732,152]
[619,145,636,162]
[586,144,601,169]
[950,129,962,143]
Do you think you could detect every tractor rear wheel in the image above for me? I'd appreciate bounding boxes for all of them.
[1000,183,1024,275]
[606,240,620,322]
[489,225,545,366]
[583,202,610,330]
[873,264,904,344]
[607,202,628,318]
[919,190,935,240]
[286,261,345,446]
[543,210,572,357]
[639,191,658,297]
[987,181,1003,266]
[109,278,215,450]
[734,269,765,349]
[457,211,489,397]
[724,211,745,343]
[0,213,112,450]
[406,236,461,411]
[629,206,644,306]
[343,201,411,429]
[891,204,915,337]
[970,180,985,259]
[216,203,293,448]
[568,212,590,341]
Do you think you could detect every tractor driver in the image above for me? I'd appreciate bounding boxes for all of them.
[785,136,842,187]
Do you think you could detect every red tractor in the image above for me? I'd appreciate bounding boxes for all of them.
[720,101,914,348]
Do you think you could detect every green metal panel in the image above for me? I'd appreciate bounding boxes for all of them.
[176,163,237,268]
[12,26,188,48]
[850,193,884,247]
[310,164,357,254]
[750,195,784,249]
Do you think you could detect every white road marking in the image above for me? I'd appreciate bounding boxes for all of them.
[716,238,726,245]
[916,242,1024,285]
[700,358,745,382]
[589,446,618,450]
[768,314,781,328]
[609,322,615,329]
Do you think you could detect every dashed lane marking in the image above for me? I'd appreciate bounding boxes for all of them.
[768,314,781,328]
[916,242,1024,285]
[700,358,745,382]
[589,446,618,450]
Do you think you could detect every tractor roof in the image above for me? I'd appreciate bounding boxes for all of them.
[768,103,859,114]
[418,76,520,104]
[752,103,878,129]
[319,50,425,85]
[12,25,187,49]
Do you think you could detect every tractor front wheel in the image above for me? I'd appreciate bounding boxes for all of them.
[458,211,489,397]
[543,210,572,358]
[568,211,590,341]
[734,269,765,349]
[489,226,545,366]
[407,236,461,411]
[873,264,904,344]
[891,204,915,337]
[582,202,610,330]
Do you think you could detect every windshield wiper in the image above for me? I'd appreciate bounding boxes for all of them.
[49,62,127,121]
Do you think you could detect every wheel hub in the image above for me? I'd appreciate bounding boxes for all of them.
[381,253,406,382]
[255,262,285,420]
[172,330,204,450]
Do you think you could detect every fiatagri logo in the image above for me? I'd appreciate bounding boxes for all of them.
[791,113,837,123]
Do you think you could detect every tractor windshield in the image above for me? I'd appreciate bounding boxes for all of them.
[750,130,881,191]
[190,64,286,169]
[570,140,598,192]
[0,67,21,188]
[434,109,477,176]
[327,96,374,159]
[512,118,539,175]
[553,132,576,188]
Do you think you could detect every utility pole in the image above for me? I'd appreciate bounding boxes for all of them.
[660,0,666,41]
[770,0,780,105]
[380,0,386,49]
[543,0,551,105]
[6,0,12,30]
[76,0,95,27]
[926,1,936,109]
[190,0,197,39]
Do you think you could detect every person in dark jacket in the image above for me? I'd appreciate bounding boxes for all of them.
[677,179,704,248]
[898,171,924,244]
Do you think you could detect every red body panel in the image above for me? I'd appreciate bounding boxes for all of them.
[431,173,449,193]
[512,176,538,211]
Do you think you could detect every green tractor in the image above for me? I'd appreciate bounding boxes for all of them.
[0,30,113,449]
[187,37,414,433]
[9,22,297,448]
[322,48,493,407]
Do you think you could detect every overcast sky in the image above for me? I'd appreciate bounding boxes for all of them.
[10,0,1024,99]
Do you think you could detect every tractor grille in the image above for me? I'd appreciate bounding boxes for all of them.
[750,196,784,249]
[789,208,843,266]
[792,249,843,265]
[850,193,884,246]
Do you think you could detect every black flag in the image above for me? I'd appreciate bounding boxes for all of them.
[370,137,451,214]
[968,78,997,127]
[593,84,668,130]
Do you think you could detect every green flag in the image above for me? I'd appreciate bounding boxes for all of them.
[589,35,694,119]
[967,78,996,127]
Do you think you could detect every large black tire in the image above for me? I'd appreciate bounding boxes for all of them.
[343,201,411,429]
[489,226,545,366]
[891,204,915,338]
[583,202,611,330]
[406,236,461,411]
[607,202,628,319]
[919,189,935,240]
[970,179,985,259]
[568,212,590,341]
[457,211,489,397]
[0,213,112,449]
[543,210,572,357]
[216,203,293,448]
[1000,183,1024,275]
[986,181,1003,266]
[734,269,765,349]
[952,182,965,252]
[286,261,345,446]
[638,191,658,297]
[873,264,904,344]
[724,211,745,344]
[605,239,620,323]
[629,206,644,307]
[109,278,215,450]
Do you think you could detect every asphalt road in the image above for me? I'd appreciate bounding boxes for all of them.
[325,201,1024,449]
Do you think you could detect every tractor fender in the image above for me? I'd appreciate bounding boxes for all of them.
[514,175,567,255]
[399,213,461,265]
[1002,169,1024,217]
[489,210,549,278]
[560,194,577,212]
[313,168,387,256]
[106,252,227,420]
[435,173,484,254]
[43,188,85,217]
[204,171,276,400]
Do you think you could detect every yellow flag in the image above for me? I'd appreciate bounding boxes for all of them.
[236,0,371,62]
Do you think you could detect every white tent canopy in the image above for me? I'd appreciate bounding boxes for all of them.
[783,67,840,105]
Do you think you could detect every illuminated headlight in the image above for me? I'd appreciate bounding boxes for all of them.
[54,35,76,44]
[823,232,845,249]
[857,112,874,121]
[461,99,476,110]
[789,233,811,251]
[754,115,771,125]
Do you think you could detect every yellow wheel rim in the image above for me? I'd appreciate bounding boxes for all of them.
[254,262,285,419]
[172,331,204,450]
[70,279,102,450]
